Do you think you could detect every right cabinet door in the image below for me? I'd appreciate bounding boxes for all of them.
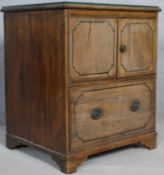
[118,19,157,77]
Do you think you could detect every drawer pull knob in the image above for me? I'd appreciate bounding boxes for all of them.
[120,45,127,53]
[91,108,103,120]
[131,100,140,112]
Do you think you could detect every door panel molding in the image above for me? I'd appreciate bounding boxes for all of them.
[70,80,154,148]
[118,19,156,77]
[69,17,117,80]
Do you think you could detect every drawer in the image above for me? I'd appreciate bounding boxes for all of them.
[70,79,155,149]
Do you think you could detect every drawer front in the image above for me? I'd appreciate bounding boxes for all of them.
[68,17,117,80]
[118,18,157,77]
[70,79,155,149]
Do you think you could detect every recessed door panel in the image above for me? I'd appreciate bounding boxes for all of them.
[118,19,157,77]
[69,17,117,80]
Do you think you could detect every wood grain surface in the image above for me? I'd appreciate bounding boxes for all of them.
[3,4,160,173]
[69,17,117,80]
[5,10,68,154]
[118,18,157,77]
[70,78,155,150]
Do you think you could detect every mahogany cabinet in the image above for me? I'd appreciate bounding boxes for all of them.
[2,2,161,174]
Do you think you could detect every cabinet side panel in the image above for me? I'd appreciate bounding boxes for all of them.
[5,10,67,153]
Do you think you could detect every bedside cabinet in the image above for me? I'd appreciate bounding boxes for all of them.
[2,2,161,174]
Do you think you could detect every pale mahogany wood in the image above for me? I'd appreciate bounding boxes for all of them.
[140,132,157,150]
[52,155,87,174]
[68,17,117,80]
[70,78,155,150]
[69,132,157,159]
[3,3,160,174]
[67,14,158,82]
[67,9,157,19]
[118,18,157,77]
[73,85,151,140]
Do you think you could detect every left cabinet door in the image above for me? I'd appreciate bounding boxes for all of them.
[68,17,117,81]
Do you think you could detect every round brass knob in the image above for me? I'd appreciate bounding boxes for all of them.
[120,45,127,53]
[90,108,103,120]
[131,100,140,112]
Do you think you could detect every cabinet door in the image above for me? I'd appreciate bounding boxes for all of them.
[118,19,157,77]
[68,17,117,80]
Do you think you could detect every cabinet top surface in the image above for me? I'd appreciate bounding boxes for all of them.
[1,1,161,12]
